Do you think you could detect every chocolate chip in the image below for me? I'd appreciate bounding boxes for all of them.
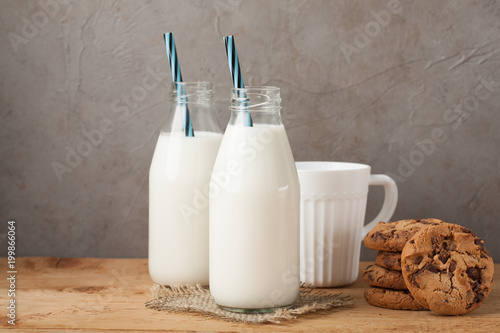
[412,276,420,288]
[442,242,448,250]
[473,293,485,303]
[427,263,438,273]
[438,252,450,264]
[473,238,486,252]
[414,267,426,278]
[461,227,477,237]
[374,232,386,240]
[466,267,480,281]
[470,282,480,291]
[449,260,457,273]
[431,237,437,244]
[480,254,488,259]
[409,240,415,244]
[414,256,423,265]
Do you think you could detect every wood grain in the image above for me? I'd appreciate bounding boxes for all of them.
[1,257,498,332]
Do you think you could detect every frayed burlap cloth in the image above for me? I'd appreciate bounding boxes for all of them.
[145,283,353,324]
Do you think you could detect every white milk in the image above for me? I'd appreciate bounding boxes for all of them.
[209,124,300,309]
[149,131,222,285]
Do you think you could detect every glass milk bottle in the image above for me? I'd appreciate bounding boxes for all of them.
[209,86,300,312]
[149,82,222,285]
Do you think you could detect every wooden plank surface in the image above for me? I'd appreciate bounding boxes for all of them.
[1,257,498,332]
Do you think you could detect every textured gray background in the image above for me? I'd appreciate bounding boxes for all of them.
[1,0,499,262]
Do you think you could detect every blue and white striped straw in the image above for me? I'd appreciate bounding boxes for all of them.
[223,36,253,127]
[164,32,194,137]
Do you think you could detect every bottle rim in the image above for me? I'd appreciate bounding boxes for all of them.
[231,86,280,93]
[229,86,281,112]
[169,81,215,102]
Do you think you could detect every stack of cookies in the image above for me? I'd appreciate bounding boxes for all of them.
[362,219,494,315]
[363,219,441,311]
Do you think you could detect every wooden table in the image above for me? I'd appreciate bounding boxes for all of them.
[1,257,498,332]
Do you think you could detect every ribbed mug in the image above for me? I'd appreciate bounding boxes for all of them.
[296,161,398,287]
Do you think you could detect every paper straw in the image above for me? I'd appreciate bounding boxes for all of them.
[223,36,253,127]
[164,32,194,137]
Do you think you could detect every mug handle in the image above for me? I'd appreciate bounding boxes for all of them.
[361,175,398,239]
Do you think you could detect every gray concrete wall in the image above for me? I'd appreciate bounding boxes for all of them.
[1,0,499,262]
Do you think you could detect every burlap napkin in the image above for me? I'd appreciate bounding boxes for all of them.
[145,283,353,324]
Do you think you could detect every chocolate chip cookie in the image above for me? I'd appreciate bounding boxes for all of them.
[363,264,407,290]
[364,218,443,251]
[401,223,494,315]
[364,286,427,311]
[376,251,402,271]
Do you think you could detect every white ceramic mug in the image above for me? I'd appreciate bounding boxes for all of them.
[296,161,398,287]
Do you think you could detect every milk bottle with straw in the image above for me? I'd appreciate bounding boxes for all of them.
[149,33,222,285]
[209,36,300,312]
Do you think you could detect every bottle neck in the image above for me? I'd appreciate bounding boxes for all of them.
[229,86,282,126]
[169,82,215,104]
[162,82,221,135]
